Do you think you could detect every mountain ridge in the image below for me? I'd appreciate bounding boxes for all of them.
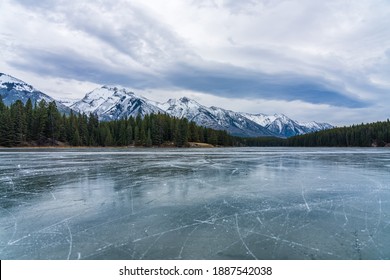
[72,86,332,137]
[1,73,333,138]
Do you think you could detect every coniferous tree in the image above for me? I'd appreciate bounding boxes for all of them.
[45,101,62,144]
[78,113,89,145]
[0,100,13,147]
[10,100,26,145]
[139,120,147,146]
[134,125,140,146]
[146,128,152,147]
[87,113,99,146]
[25,99,33,142]
[33,99,48,143]
[126,123,133,145]
[175,118,189,147]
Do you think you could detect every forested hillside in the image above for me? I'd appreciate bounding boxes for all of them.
[0,97,238,147]
[288,120,390,147]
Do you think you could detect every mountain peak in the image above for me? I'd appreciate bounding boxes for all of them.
[71,85,163,120]
[0,73,71,113]
[0,73,35,93]
[83,86,135,102]
[179,96,191,103]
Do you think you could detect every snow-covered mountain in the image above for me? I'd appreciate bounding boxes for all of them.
[299,121,334,132]
[70,86,164,121]
[241,113,333,137]
[158,97,277,137]
[0,73,70,113]
[72,86,332,137]
[1,73,333,138]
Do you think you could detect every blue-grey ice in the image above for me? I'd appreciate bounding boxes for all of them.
[0,147,389,259]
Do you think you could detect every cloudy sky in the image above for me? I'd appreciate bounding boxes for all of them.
[1,0,389,125]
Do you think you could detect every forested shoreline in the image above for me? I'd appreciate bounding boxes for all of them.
[1,97,390,148]
[288,120,390,147]
[0,97,241,147]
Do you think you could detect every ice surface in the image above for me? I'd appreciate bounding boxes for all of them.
[0,147,390,259]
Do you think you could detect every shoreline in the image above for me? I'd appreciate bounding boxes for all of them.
[0,142,217,149]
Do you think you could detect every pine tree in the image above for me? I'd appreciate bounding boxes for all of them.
[139,121,147,146]
[10,100,26,145]
[33,99,48,143]
[72,130,81,146]
[208,130,218,146]
[146,128,152,147]
[87,113,99,146]
[126,123,133,145]
[0,104,13,146]
[175,118,189,147]
[45,101,62,144]
[134,125,140,146]
[78,113,89,145]
[25,99,33,141]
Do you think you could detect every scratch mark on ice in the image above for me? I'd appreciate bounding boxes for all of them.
[301,187,311,212]
[65,221,73,260]
[0,207,18,250]
[139,234,163,260]
[342,199,348,227]
[8,213,81,245]
[130,186,134,214]
[178,226,199,259]
[133,222,200,243]
[235,214,257,260]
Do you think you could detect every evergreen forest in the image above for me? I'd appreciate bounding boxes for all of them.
[288,120,390,147]
[1,97,390,148]
[0,97,239,147]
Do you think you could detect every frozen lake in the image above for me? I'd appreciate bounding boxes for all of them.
[0,147,389,259]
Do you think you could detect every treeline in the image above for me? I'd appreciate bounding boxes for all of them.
[0,98,239,147]
[3,97,390,148]
[288,120,390,147]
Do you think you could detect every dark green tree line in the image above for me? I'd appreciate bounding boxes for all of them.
[288,120,390,147]
[0,97,237,147]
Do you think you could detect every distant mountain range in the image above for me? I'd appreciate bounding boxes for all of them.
[1,73,332,137]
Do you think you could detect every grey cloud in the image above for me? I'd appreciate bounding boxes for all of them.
[9,44,367,108]
[5,0,388,111]
[9,47,166,89]
[192,0,287,14]
[13,0,192,68]
[164,62,369,108]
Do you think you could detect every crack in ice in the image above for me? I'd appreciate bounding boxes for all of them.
[235,214,257,260]
[65,221,73,260]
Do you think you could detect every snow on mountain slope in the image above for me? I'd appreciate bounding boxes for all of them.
[0,73,35,93]
[240,113,277,127]
[158,97,278,137]
[57,97,79,107]
[242,112,333,137]
[72,88,332,137]
[0,73,71,113]
[71,86,164,120]
[299,121,333,132]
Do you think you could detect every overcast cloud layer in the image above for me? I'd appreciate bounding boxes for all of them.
[1,0,390,125]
